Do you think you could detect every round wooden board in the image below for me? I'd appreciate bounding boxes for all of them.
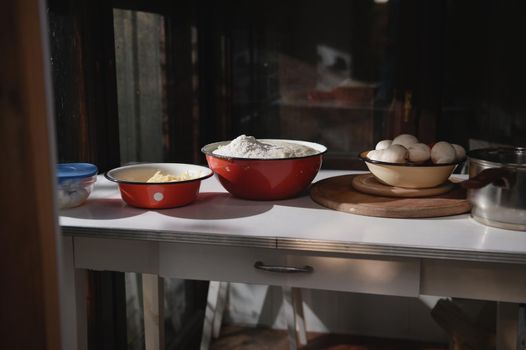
[351,173,454,198]
[310,174,471,218]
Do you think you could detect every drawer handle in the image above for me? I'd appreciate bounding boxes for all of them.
[254,261,314,273]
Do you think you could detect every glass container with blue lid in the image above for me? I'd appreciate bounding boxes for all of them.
[56,163,97,209]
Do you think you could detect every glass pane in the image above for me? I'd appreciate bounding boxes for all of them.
[229,1,393,168]
[113,9,167,164]
[439,1,526,149]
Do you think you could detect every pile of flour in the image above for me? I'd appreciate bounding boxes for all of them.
[213,135,318,159]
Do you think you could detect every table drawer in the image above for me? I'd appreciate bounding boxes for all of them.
[74,238,420,297]
[276,254,420,297]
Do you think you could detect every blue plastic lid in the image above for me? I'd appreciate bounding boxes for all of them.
[57,163,98,181]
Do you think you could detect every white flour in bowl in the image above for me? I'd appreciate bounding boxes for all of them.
[213,135,318,159]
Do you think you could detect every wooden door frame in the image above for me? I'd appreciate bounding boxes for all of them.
[0,0,62,349]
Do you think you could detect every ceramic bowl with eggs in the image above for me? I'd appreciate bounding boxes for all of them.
[360,134,466,189]
[202,135,327,200]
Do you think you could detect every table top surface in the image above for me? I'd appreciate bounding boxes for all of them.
[60,170,526,264]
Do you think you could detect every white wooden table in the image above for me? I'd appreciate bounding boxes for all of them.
[60,170,526,350]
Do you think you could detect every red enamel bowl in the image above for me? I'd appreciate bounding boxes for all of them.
[201,139,327,200]
[105,163,213,209]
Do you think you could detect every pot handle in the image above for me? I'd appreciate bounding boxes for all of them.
[461,167,515,190]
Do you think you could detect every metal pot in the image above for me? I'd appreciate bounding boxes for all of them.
[462,148,526,231]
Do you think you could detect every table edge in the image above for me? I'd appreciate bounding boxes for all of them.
[62,226,526,265]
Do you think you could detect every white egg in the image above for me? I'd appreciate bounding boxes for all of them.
[380,144,408,163]
[367,150,383,161]
[407,143,431,163]
[392,134,418,148]
[375,139,392,150]
[431,141,456,164]
[451,144,466,161]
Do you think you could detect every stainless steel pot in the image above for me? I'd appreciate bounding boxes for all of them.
[463,148,526,231]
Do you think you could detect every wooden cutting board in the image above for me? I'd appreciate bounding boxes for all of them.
[310,174,471,218]
[351,173,455,198]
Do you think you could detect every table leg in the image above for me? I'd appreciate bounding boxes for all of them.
[142,274,165,350]
[518,305,526,350]
[61,236,88,350]
[497,302,519,350]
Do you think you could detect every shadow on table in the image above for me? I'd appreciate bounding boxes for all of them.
[92,181,118,190]
[159,192,274,220]
[60,198,145,220]
[270,188,331,210]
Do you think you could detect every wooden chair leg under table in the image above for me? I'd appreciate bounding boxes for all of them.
[201,281,229,350]
[282,286,308,349]
[142,274,165,350]
[201,282,308,350]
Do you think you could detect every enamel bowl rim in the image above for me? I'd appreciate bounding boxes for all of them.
[359,150,464,167]
[105,163,213,185]
[202,139,327,161]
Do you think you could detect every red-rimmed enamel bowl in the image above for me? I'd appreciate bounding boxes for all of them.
[201,139,327,200]
[105,163,213,209]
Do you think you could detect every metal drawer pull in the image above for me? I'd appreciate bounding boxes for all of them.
[254,261,314,273]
